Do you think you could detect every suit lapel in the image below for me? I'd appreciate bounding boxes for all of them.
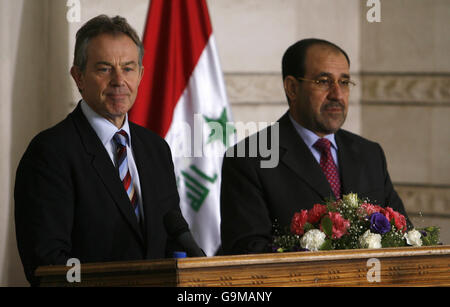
[277,112,334,200]
[129,126,160,248]
[70,103,144,244]
[335,130,362,195]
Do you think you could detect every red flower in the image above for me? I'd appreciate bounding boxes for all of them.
[382,207,407,232]
[307,204,327,224]
[327,212,350,239]
[291,210,308,235]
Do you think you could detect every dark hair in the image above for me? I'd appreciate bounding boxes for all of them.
[73,15,144,71]
[281,38,350,80]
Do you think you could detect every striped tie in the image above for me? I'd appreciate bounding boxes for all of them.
[113,130,139,218]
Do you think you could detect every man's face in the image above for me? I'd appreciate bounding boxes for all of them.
[71,33,143,128]
[288,45,350,137]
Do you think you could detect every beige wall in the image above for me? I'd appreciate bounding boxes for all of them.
[359,0,450,238]
[211,0,362,134]
[1,0,448,286]
[1,0,51,287]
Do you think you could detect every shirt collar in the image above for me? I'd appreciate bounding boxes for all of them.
[80,100,131,147]
[288,113,338,150]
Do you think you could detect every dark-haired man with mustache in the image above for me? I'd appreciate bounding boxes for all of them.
[220,39,411,255]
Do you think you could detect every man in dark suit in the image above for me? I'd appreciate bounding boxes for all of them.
[15,15,181,286]
[220,38,411,255]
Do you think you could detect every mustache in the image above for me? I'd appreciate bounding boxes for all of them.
[322,100,345,111]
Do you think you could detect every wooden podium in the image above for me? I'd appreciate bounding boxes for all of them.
[35,245,450,286]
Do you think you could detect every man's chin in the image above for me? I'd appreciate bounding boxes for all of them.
[106,100,132,114]
[324,115,346,130]
[318,121,345,135]
[104,105,129,120]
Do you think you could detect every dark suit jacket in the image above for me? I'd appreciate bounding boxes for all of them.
[220,112,410,255]
[15,103,180,285]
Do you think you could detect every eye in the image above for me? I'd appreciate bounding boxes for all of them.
[339,79,355,88]
[97,67,110,72]
[339,79,351,86]
[316,78,331,86]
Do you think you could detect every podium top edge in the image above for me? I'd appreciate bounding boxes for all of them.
[35,258,177,277]
[177,245,450,269]
[34,245,450,277]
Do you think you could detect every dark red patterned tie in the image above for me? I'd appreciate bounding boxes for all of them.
[313,138,341,200]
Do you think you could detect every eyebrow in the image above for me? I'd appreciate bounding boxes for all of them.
[122,61,138,67]
[95,61,138,67]
[316,72,351,79]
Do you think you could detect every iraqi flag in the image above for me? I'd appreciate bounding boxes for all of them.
[129,0,234,256]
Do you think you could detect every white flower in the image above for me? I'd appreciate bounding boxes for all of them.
[359,230,382,249]
[343,193,359,208]
[300,229,326,251]
[404,229,422,246]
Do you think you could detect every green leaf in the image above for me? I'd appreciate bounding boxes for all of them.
[321,216,333,238]
[303,222,314,233]
[320,239,333,250]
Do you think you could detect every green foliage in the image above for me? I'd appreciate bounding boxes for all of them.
[272,234,302,252]
[320,239,333,251]
[303,222,315,233]
[321,216,332,238]
[419,226,440,246]
[381,227,406,248]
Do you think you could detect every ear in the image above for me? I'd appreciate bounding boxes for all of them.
[70,66,84,92]
[283,75,299,103]
[138,65,144,84]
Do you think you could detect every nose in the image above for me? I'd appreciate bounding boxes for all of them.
[327,80,345,100]
[110,69,125,86]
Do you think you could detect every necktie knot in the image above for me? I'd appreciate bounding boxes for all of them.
[313,138,331,153]
[113,130,129,147]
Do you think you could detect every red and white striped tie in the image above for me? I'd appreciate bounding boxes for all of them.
[113,130,139,217]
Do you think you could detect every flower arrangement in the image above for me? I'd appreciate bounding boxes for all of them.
[272,193,440,252]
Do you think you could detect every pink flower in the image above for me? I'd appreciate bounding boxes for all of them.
[382,207,407,232]
[291,210,308,235]
[307,204,327,224]
[360,203,383,216]
[327,212,350,239]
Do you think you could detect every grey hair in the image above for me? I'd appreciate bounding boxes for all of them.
[73,15,144,71]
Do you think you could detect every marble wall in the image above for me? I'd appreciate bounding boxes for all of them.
[1,0,448,286]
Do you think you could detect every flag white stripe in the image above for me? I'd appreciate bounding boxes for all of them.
[165,35,232,256]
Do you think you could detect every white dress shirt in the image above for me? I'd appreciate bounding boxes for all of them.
[80,100,144,222]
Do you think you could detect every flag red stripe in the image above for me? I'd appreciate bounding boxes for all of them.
[129,0,213,137]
